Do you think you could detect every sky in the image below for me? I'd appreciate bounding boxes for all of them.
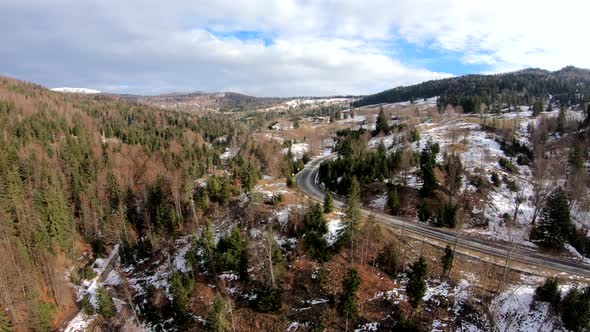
[1,0,589,97]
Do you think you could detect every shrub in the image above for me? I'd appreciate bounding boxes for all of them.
[499,157,518,173]
[490,172,501,187]
[560,287,590,332]
[252,286,283,312]
[535,277,560,307]
[32,301,55,332]
[79,265,97,281]
[502,175,519,192]
[376,242,399,277]
[97,286,116,319]
[81,294,95,315]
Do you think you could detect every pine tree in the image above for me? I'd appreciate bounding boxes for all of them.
[443,153,463,199]
[337,177,360,249]
[531,187,574,249]
[570,144,585,172]
[201,221,216,262]
[535,277,560,306]
[561,287,590,332]
[170,272,195,313]
[97,286,116,319]
[338,268,361,318]
[375,108,389,135]
[419,142,439,197]
[441,245,454,278]
[557,106,567,134]
[205,297,227,332]
[0,311,14,332]
[388,186,400,215]
[303,203,329,261]
[107,171,122,213]
[532,100,543,117]
[377,242,398,276]
[323,191,334,214]
[191,220,215,272]
[406,256,428,309]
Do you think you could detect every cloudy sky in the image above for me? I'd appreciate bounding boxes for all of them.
[1,0,589,96]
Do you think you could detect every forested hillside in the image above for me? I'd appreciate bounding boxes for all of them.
[0,77,282,330]
[354,66,590,112]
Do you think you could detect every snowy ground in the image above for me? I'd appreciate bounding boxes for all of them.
[367,274,489,331]
[368,194,387,210]
[368,134,397,149]
[488,274,578,332]
[283,143,309,159]
[219,147,238,160]
[254,181,290,203]
[407,107,589,246]
[62,245,120,331]
[325,214,344,246]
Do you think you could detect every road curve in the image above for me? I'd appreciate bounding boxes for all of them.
[296,154,590,279]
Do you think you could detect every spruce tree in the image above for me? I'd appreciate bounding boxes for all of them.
[97,286,116,319]
[557,106,566,134]
[388,186,400,215]
[535,277,560,306]
[337,177,360,249]
[441,245,454,278]
[377,242,398,276]
[419,142,439,197]
[323,191,334,214]
[532,100,543,117]
[191,220,215,272]
[170,272,195,313]
[570,144,585,172]
[406,256,428,310]
[338,268,361,318]
[561,287,590,332]
[375,108,390,135]
[205,297,227,332]
[303,203,329,261]
[532,187,574,249]
[107,172,122,212]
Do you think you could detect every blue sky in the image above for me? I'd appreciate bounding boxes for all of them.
[0,0,588,96]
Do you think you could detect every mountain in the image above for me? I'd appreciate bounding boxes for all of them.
[354,66,590,112]
[121,91,287,114]
[50,87,101,94]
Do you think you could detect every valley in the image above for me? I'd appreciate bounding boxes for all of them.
[1,67,590,332]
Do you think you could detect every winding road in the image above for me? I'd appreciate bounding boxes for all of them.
[296,154,590,279]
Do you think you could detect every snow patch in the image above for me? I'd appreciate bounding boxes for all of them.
[51,87,101,94]
[325,218,344,245]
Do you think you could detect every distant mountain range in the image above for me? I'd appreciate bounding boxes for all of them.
[354,66,590,111]
[119,91,287,113]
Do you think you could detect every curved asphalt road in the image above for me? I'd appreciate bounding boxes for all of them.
[296,154,590,279]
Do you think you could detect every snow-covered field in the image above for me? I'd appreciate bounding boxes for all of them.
[51,87,101,94]
[488,274,578,332]
[261,97,353,112]
[403,107,588,247]
[367,274,489,331]
[283,143,309,159]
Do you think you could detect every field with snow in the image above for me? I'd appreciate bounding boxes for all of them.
[51,87,101,94]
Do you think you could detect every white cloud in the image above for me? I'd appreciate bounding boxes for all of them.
[0,0,588,95]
